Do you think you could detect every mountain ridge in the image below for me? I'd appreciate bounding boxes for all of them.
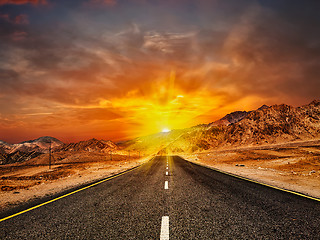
[123,100,320,153]
[1,100,319,164]
[57,138,118,153]
[209,104,270,127]
[0,137,119,164]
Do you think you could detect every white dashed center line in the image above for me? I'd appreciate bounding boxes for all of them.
[166,167,168,170]
[160,216,169,240]
[164,181,168,189]
[166,171,168,175]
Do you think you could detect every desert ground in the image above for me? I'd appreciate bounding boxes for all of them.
[181,139,320,199]
[1,139,320,211]
[0,152,151,211]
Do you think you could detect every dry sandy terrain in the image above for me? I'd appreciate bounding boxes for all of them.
[0,152,152,211]
[1,139,320,212]
[181,140,320,199]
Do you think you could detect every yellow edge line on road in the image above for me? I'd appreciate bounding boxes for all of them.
[0,160,149,223]
[185,158,320,202]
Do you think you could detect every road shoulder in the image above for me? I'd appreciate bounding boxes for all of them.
[180,154,320,200]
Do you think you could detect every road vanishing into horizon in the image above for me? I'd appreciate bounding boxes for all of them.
[1,156,320,239]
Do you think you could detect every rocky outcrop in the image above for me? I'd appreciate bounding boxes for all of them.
[58,138,118,153]
[224,101,320,146]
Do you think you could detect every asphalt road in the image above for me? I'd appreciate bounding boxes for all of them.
[1,156,320,239]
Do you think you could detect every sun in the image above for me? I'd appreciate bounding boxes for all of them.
[162,128,171,133]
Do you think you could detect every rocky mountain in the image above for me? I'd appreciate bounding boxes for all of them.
[57,138,118,153]
[0,141,11,154]
[210,105,269,126]
[257,104,270,111]
[224,101,320,146]
[124,100,320,153]
[0,136,64,165]
[0,136,63,154]
[0,137,119,165]
[0,151,42,165]
[210,111,249,126]
[12,136,64,153]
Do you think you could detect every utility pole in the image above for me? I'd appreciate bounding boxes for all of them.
[48,140,51,169]
[110,150,112,161]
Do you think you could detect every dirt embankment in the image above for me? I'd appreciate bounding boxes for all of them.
[0,152,152,211]
[181,140,320,199]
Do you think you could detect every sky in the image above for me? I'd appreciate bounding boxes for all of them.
[0,0,320,143]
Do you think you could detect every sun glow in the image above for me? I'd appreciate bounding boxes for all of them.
[162,128,171,133]
[109,70,225,138]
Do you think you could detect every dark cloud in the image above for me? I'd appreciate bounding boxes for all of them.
[14,13,28,24]
[84,0,116,7]
[0,13,28,24]
[219,3,320,104]
[0,68,21,93]
[0,0,47,6]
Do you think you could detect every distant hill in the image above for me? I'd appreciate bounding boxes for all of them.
[13,136,64,153]
[57,138,118,153]
[0,136,64,155]
[118,129,189,154]
[0,137,120,165]
[0,151,42,165]
[0,136,64,165]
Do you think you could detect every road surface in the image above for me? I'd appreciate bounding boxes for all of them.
[1,156,320,239]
